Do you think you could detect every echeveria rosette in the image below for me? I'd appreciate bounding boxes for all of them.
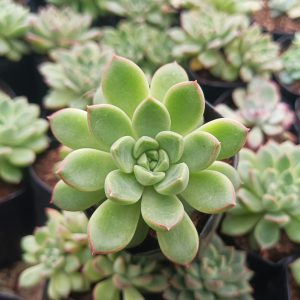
[50,56,247,265]
[222,141,300,250]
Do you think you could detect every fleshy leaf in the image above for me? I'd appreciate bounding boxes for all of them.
[199,119,248,160]
[254,218,280,249]
[181,170,236,213]
[154,163,189,195]
[141,188,184,231]
[8,148,35,166]
[150,62,188,101]
[123,287,144,300]
[105,170,143,204]
[88,104,133,149]
[285,219,300,242]
[89,200,140,254]
[93,278,119,300]
[132,97,171,138]
[52,180,105,211]
[157,213,199,265]
[134,166,165,186]
[101,56,149,117]
[58,149,116,192]
[49,108,102,150]
[133,136,159,159]
[19,264,44,287]
[180,131,220,172]
[164,81,205,135]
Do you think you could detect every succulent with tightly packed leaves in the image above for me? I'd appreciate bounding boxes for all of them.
[0,0,29,61]
[39,42,112,110]
[216,78,295,149]
[222,141,300,250]
[290,258,300,287]
[268,0,300,19]
[170,8,248,81]
[50,56,247,265]
[83,252,167,299]
[101,21,174,77]
[26,6,101,54]
[0,93,48,184]
[19,209,92,300]
[279,33,300,85]
[163,234,253,300]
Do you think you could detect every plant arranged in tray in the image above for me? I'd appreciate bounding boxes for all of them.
[26,6,101,55]
[0,0,29,61]
[40,42,112,110]
[216,78,295,149]
[19,209,92,299]
[49,56,247,265]
[83,252,167,299]
[222,141,300,250]
[0,92,48,184]
[163,234,253,300]
[268,0,300,19]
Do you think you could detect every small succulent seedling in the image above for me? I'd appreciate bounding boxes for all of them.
[26,6,100,54]
[19,209,92,300]
[222,141,300,250]
[0,0,29,61]
[163,234,253,300]
[0,93,48,184]
[290,258,300,287]
[40,42,112,110]
[217,78,295,149]
[279,33,300,86]
[269,0,300,19]
[83,252,167,299]
[50,56,247,265]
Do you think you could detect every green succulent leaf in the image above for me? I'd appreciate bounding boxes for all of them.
[88,104,134,149]
[254,218,280,249]
[199,118,248,160]
[285,218,300,243]
[134,166,165,186]
[88,200,140,254]
[105,170,143,204]
[101,56,149,117]
[19,264,44,287]
[0,160,23,184]
[123,287,144,300]
[164,81,205,135]
[132,97,171,138]
[150,62,188,101]
[157,213,199,265]
[58,149,116,192]
[93,278,119,300]
[133,136,159,159]
[7,148,35,166]
[181,170,236,213]
[141,188,184,231]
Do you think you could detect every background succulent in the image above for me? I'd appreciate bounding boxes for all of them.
[279,33,300,85]
[216,78,295,149]
[39,42,112,110]
[19,209,92,300]
[0,93,48,184]
[0,0,29,61]
[290,258,300,287]
[26,6,101,54]
[83,252,167,299]
[268,0,300,18]
[222,141,300,250]
[163,234,253,300]
[101,21,175,76]
[49,56,246,265]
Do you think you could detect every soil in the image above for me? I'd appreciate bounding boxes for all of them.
[287,81,300,96]
[33,147,61,189]
[0,181,22,203]
[254,0,300,34]
[290,270,300,300]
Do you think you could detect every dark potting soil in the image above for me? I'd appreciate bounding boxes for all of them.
[287,81,300,96]
[254,0,300,34]
[290,271,300,300]
[0,182,22,203]
[33,147,61,189]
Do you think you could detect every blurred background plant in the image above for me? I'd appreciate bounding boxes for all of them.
[268,0,300,19]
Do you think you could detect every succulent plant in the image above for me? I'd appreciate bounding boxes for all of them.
[216,78,295,149]
[83,252,167,299]
[290,258,300,287]
[279,33,300,85]
[0,93,48,184]
[26,6,101,55]
[101,0,174,28]
[19,209,92,300]
[169,8,249,81]
[49,56,247,265]
[0,0,29,61]
[101,21,175,76]
[163,234,253,300]
[39,42,112,110]
[222,141,300,250]
[268,0,300,19]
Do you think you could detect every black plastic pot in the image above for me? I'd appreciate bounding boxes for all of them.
[0,293,22,300]
[0,185,34,268]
